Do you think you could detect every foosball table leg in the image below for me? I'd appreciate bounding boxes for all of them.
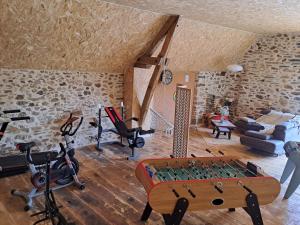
[243,193,264,225]
[141,202,152,221]
[162,198,189,225]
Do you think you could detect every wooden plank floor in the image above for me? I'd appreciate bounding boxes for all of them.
[0,127,300,225]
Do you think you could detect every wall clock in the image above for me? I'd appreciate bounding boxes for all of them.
[160,69,173,85]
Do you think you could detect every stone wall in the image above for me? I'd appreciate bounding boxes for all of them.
[0,68,123,155]
[237,33,300,117]
[192,71,241,124]
[192,33,300,123]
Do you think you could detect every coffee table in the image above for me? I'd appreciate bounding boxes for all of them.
[211,120,236,139]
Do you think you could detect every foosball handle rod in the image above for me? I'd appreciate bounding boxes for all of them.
[205,149,212,154]
[218,150,225,155]
[205,148,225,156]
[205,149,217,156]
[172,189,180,198]
[188,189,196,198]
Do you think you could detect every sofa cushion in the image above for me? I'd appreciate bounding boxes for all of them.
[240,135,285,155]
[282,112,295,121]
[256,110,283,125]
[261,109,271,115]
[245,131,272,140]
[234,120,264,133]
[275,112,296,125]
[276,122,295,131]
[239,117,256,123]
[255,111,296,135]
[273,122,300,142]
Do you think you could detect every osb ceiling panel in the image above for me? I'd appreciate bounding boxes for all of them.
[168,18,256,72]
[0,0,168,73]
[0,0,256,73]
[105,0,300,33]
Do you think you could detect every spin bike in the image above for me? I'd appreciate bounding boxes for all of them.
[27,143,75,225]
[11,113,85,211]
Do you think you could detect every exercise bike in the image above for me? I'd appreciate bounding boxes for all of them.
[12,113,85,211]
[0,109,31,177]
[28,143,75,225]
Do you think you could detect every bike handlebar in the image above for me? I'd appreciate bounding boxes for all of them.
[0,109,30,122]
[10,116,30,121]
[0,111,30,141]
[3,110,21,114]
[60,113,83,136]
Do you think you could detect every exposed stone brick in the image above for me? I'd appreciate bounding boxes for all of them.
[16,95,24,100]
[192,33,300,122]
[192,71,241,124]
[237,33,300,117]
[0,68,123,155]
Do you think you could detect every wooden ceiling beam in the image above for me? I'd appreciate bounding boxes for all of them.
[139,15,179,125]
[137,15,179,59]
[134,62,152,69]
[158,18,178,57]
[136,56,161,65]
[134,56,166,68]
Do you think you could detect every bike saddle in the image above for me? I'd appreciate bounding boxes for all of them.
[30,151,60,165]
[16,142,36,153]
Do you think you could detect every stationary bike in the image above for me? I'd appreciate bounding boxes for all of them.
[11,113,85,211]
[29,143,75,225]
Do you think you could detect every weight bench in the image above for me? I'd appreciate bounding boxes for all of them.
[104,107,155,160]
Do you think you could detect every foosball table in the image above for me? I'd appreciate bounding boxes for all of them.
[135,155,280,225]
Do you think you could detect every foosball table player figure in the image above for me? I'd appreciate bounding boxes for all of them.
[135,156,280,225]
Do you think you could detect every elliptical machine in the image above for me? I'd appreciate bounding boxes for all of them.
[11,113,85,211]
